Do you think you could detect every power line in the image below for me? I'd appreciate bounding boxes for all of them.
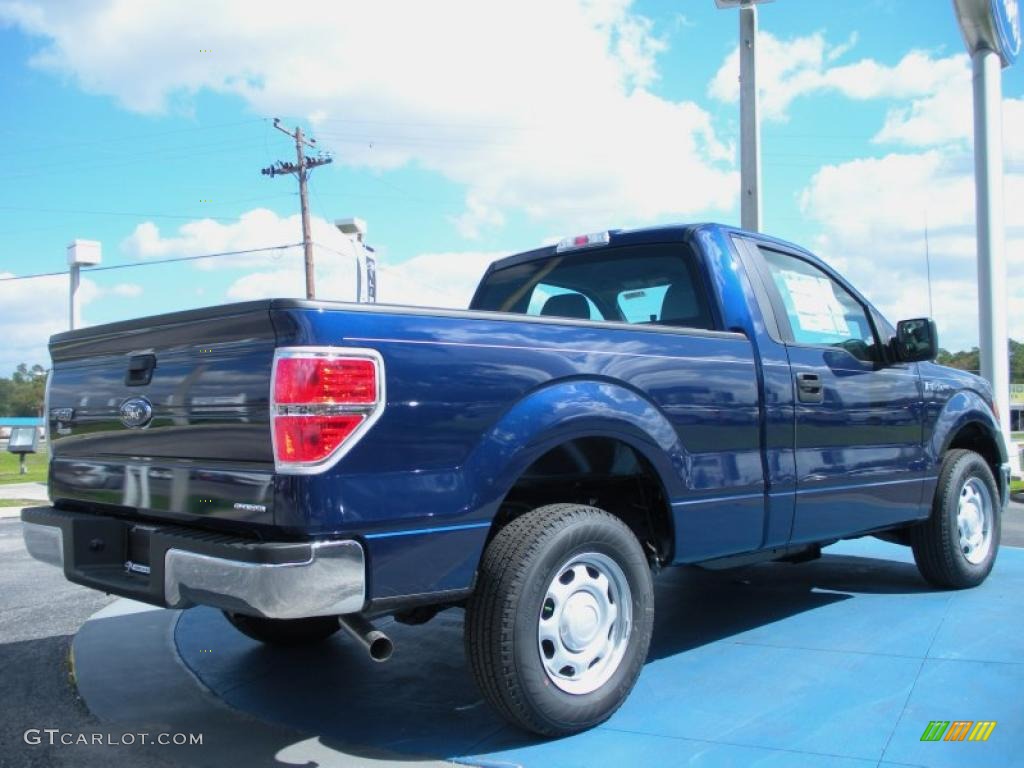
[0,243,303,282]
[0,204,244,223]
[0,118,266,159]
[0,192,298,221]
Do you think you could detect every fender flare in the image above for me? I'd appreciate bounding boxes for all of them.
[930,389,1007,466]
[460,378,687,525]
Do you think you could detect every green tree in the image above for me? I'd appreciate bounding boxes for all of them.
[936,339,1023,382]
[0,363,48,416]
[1011,339,1024,382]
[936,346,980,374]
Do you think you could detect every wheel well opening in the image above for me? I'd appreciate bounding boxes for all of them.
[947,422,1001,478]
[489,437,673,564]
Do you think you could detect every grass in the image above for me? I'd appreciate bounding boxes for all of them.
[1012,479,1024,495]
[0,498,41,507]
[0,448,48,484]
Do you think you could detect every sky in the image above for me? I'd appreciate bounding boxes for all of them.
[0,0,1022,374]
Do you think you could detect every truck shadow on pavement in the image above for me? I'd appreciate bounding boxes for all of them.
[167,548,933,762]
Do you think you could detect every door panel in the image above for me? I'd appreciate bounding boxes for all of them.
[753,245,926,543]
[787,348,924,541]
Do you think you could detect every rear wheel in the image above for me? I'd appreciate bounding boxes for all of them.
[911,449,1001,588]
[465,503,654,736]
[222,612,340,646]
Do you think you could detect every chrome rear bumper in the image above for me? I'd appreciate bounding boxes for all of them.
[21,506,365,619]
[163,540,364,618]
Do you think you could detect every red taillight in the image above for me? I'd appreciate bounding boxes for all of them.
[273,357,377,404]
[273,414,365,464]
[271,349,384,473]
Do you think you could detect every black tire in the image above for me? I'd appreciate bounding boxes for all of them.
[465,503,654,737]
[222,611,340,646]
[911,449,1001,589]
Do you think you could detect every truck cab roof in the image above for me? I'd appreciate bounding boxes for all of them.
[487,222,823,274]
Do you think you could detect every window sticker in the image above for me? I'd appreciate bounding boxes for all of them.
[777,270,851,337]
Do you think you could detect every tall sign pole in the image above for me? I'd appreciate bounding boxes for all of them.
[715,0,770,232]
[953,0,1021,460]
[739,1,762,231]
[67,240,101,330]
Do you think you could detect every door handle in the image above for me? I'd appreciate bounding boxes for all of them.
[796,372,824,403]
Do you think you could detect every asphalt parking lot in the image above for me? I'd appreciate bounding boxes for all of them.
[2,499,1023,768]
[0,517,167,768]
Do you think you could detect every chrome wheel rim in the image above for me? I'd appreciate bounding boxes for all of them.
[957,477,993,565]
[537,551,632,695]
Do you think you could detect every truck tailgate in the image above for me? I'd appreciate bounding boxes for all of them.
[46,302,278,529]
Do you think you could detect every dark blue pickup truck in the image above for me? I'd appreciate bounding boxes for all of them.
[23,223,1009,735]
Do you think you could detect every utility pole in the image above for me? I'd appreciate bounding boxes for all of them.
[262,118,333,299]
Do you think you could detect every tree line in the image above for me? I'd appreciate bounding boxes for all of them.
[936,339,1024,380]
[0,364,47,417]
[0,343,1021,417]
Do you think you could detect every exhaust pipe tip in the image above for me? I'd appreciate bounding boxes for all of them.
[338,613,393,662]
[368,634,393,662]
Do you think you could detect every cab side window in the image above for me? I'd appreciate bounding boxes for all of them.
[759,247,877,362]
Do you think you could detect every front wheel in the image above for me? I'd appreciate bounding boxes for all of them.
[465,504,654,736]
[911,449,1001,589]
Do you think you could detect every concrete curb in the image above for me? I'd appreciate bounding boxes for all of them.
[0,481,48,500]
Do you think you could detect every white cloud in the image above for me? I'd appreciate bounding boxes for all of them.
[124,207,501,309]
[709,32,969,122]
[875,82,1024,164]
[0,272,98,371]
[826,51,968,101]
[124,208,316,269]
[799,148,1024,350]
[223,251,499,309]
[110,282,142,298]
[376,251,501,307]
[713,31,1024,351]
[710,31,833,121]
[2,0,737,236]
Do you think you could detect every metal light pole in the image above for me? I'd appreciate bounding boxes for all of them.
[333,218,374,305]
[715,0,771,231]
[973,47,1011,451]
[67,240,101,330]
[953,0,1021,462]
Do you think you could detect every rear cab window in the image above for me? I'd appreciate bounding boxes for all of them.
[470,244,716,331]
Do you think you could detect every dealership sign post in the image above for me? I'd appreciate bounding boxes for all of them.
[715,0,773,232]
[953,0,1020,460]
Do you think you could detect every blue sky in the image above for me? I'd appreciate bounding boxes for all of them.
[0,0,1021,372]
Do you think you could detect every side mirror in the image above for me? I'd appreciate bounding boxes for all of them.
[894,318,938,362]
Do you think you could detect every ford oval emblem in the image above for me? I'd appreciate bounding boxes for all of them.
[119,397,153,428]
